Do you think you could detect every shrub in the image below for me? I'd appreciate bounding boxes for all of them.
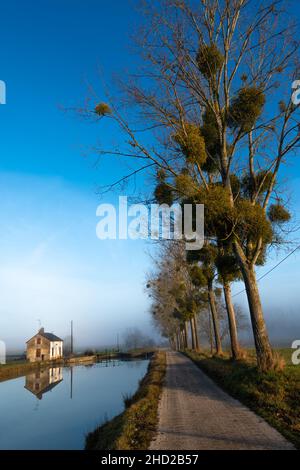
[268,204,291,223]
[201,107,221,173]
[196,43,224,78]
[123,392,134,408]
[234,200,273,244]
[95,102,112,116]
[173,123,206,165]
[228,86,265,131]
[189,265,207,287]
[196,184,233,238]
[175,172,197,197]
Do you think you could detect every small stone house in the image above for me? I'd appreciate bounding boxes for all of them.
[26,328,63,362]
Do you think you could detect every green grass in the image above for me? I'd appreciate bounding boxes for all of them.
[85,351,166,450]
[185,348,300,449]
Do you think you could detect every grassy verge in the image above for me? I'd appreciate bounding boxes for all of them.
[185,349,300,449]
[85,350,166,450]
[0,361,41,383]
[0,359,73,382]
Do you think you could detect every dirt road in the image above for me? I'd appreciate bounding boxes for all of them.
[150,351,294,450]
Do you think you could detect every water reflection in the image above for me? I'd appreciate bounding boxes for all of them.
[23,359,146,401]
[24,367,63,400]
[0,358,149,449]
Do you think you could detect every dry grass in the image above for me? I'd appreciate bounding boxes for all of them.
[272,351,286,372]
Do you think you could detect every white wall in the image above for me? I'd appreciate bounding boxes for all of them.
[49,341,63,359]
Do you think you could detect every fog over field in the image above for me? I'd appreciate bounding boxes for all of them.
[0,172,299,353]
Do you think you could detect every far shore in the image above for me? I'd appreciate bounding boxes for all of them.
[0,348,155,383]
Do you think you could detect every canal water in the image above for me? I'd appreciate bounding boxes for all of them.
[0,359,149,449]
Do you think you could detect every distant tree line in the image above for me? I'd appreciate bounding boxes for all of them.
[122,327,156,351]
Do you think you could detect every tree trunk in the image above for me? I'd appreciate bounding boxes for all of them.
[176,333,180,350]
[223,282,240,360]
[193,316,200,351]
[190,318,195,350]
[180,329,185,350]
[184,321,189,349]
[208,311,213,354]
[234,247,274,371]
[208,282,223,355]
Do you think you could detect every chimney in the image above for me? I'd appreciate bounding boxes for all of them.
[38,327,44,334]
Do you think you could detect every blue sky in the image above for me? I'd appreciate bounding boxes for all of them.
[0,0,156,351]
[0,0,299,351]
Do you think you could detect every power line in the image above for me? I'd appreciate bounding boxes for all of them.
[232,244,300,298]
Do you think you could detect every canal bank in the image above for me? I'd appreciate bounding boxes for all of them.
[0,356,94,383]
[85,351,166,450]
[0,349,155,383]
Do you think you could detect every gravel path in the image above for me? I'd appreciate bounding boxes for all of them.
[150,351,294,450]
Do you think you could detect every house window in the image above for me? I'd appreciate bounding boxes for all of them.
[52,347,54,356]
[37,337,41,345]
[36,349,41,358]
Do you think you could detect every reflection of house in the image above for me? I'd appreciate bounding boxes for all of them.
[24,367,63,400]
[26,327,63,362]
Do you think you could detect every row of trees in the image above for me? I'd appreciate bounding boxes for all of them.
[91,0,299,371]
[146,240,248,356]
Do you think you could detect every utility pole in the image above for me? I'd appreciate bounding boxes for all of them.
[70,366,73,400]
[71,320,73,357]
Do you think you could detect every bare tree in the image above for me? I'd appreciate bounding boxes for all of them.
[85,0,299,370]
[147,240,202,351]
